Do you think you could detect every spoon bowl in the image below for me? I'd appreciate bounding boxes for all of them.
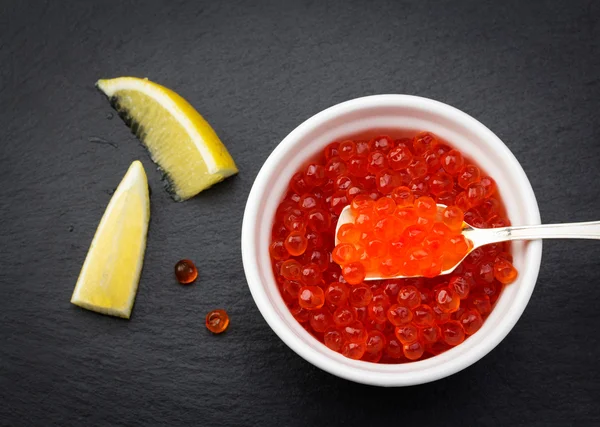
[335,203,600,281]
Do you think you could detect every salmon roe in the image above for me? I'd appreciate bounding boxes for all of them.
[333,195,472,279]
[269,132,518,363]
[205,309,230,334]
[174,259,198,284]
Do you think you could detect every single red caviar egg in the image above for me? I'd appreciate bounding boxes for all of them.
[269,131,517,364]
[174,259,198,284]
[403,340,425,360]
[298,286,325,310]
[206,309,229,334]
[324,328,343,351]
[494,259,519,284]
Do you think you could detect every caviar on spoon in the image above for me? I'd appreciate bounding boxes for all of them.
[335,203,600,280]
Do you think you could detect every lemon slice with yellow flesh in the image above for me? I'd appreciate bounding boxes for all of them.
[96,77,238,201]
[71,161,150,318]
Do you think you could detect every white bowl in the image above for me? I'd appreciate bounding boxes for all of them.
[241,95,542,387]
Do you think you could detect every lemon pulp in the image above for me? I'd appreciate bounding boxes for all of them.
[97,77,238,201]
[71,161,150,318]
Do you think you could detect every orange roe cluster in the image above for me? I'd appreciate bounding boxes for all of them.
[334,194,472,282]
[269,132,519,364]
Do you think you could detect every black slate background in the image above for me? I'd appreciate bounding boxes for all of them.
[1,0,600,426]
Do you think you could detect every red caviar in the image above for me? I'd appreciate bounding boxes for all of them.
[205,309,229,334]
[269,132,518,363]
[174,259,198,284]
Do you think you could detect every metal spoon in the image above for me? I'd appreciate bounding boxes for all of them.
[335,204,600,280]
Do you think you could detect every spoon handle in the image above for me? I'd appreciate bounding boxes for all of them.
[468,220,600,246]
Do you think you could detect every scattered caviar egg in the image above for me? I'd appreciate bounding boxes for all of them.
[174,259,198,284]
[205,309,229,334]
[269,131,516,363]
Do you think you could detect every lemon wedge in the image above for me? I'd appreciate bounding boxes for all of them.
[71,161,150,319]
[96,77,238,201]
